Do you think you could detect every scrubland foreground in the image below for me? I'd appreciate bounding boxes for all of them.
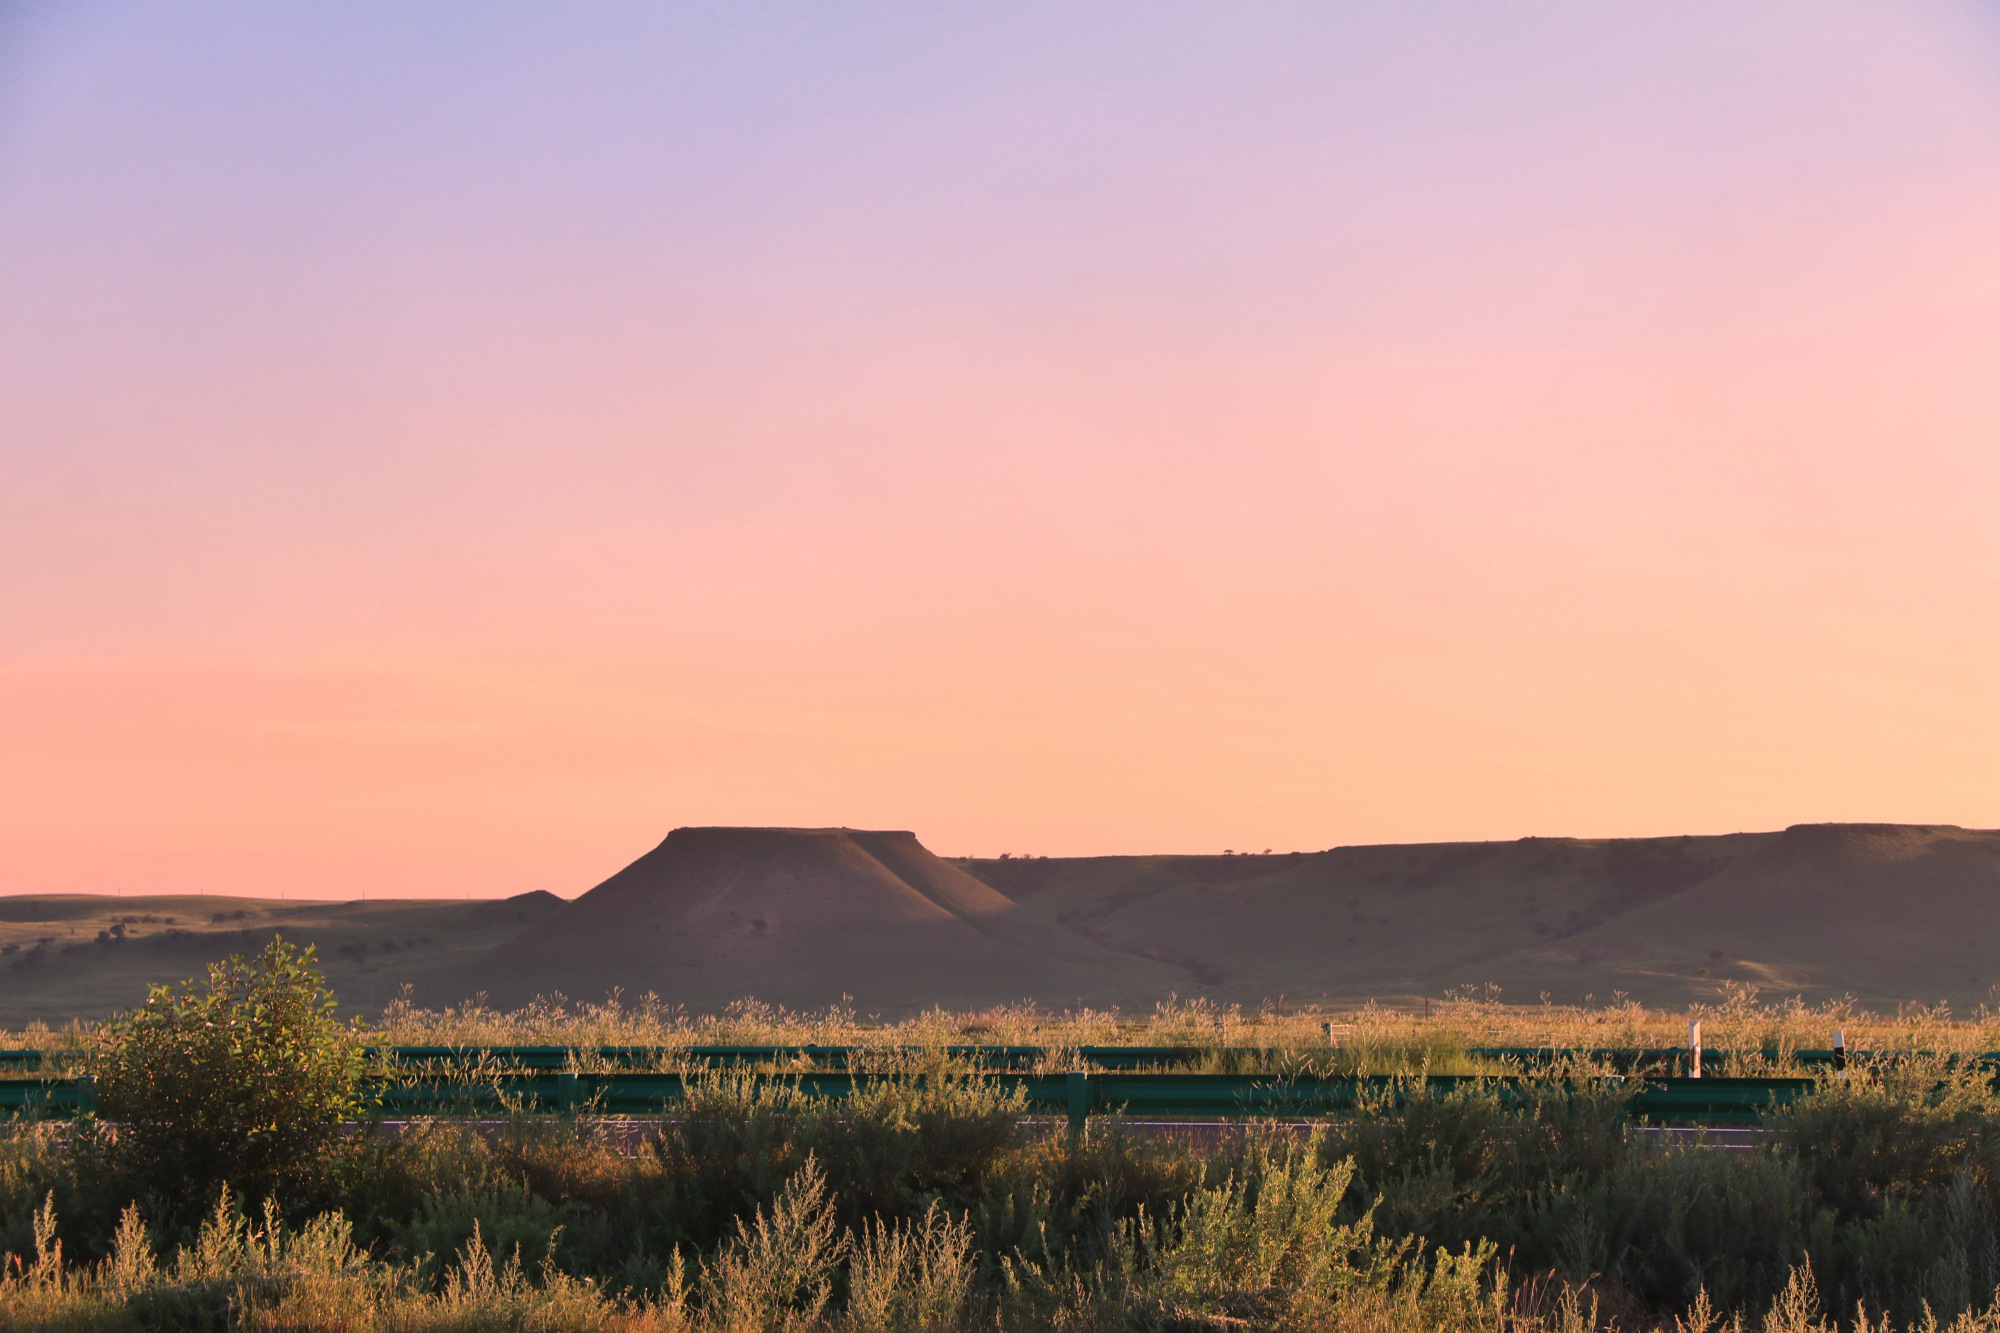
[16,1070,2000,1333]
[16,952,2000,1329]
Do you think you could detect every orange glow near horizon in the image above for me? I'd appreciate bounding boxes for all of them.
[2,4,1997,898]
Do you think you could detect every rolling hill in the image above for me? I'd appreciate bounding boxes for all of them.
[0,891,566,1025]
[959,823,2000,1011]
[3,822,1997,1024]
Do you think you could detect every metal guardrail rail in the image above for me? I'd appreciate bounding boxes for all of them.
[1,1045,1213,1073]
[0,1070,1825,1128]
[5,1044,1978,1074]
[362,1045,1221,1071]
[1465,1048,1912,1073]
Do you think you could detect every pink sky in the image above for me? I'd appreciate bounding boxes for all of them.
[3,3,1997,898]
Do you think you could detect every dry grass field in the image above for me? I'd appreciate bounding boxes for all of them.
[6,985,1994,1074]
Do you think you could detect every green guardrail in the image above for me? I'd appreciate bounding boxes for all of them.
[0,1045,1214,1074]
[367,1046,1995,1073]
[0,1071,1822,1128]
[0,1075,95,1116]
[362,1045,1217,1071]
[1464,1048,1913,1073]
[11,1044,1978,1075]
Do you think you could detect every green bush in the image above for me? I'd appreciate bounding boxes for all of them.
[93,937,364,1223]
[1773,1056,2000,1221]
[25,990,2000,1329]
[1323,1070,1628,1251]
[644,1071,1027,1249]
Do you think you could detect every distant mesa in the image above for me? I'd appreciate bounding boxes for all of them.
[445,826,1183,1013]
[455,821,2000,1015]
[3,821,1999,1023]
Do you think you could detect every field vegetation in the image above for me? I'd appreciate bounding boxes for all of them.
[13,954,2000,1329]
[12,980,1993,1079]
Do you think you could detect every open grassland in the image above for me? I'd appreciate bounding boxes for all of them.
[346,985,2000,1064]
[10,987,1994,1081]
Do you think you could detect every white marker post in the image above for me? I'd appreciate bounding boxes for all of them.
[1833,1028,1847,1080]
[1688,1020,1702,1079]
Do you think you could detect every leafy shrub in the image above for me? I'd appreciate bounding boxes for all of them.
[845,1201,977,1333]
[1324,1070,1628,1250]
[1567,1139,1817,1314]
[1773,1057,2000,1221]
[1127,1134,1372,1328]
[31,984,2000,1329]
[343,1113,640,1281]
[647,1071,1026,1248]
[93,937,363,1222]
[698,1156,847,1333]
[971,1121,1205,1279]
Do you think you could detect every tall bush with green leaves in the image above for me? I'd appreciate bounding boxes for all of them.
[93,937,363,1218]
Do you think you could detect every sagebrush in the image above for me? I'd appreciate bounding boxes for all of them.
[14,982,2000,1329]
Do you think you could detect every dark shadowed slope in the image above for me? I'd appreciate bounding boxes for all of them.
[1585,824,2000,1003]
[0,892,565,1025]
[442,827,1184,1012]
[958,824,2000,1010]
[10,824,1998,1022]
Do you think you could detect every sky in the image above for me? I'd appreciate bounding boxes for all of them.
[2,2,1998,900]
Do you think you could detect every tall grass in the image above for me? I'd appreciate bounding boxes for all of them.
[11,987,2000,1082]
[14,1059,2000,1329]
[19,990,2000,1329]
[331,986,2000,1063]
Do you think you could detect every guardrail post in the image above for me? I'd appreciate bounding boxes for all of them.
[1065,1071,1092,1134]
[558,1072,578,1115]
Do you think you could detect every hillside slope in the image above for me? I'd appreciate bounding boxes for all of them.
[0,892,564,1025]
[440,826,1185,1013]
[957,824,2000,1010]
[8,823,1997,1022]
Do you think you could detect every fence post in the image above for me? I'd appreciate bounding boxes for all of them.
[1065,1071,1092,1134]
[1688,1021,1702,1079]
